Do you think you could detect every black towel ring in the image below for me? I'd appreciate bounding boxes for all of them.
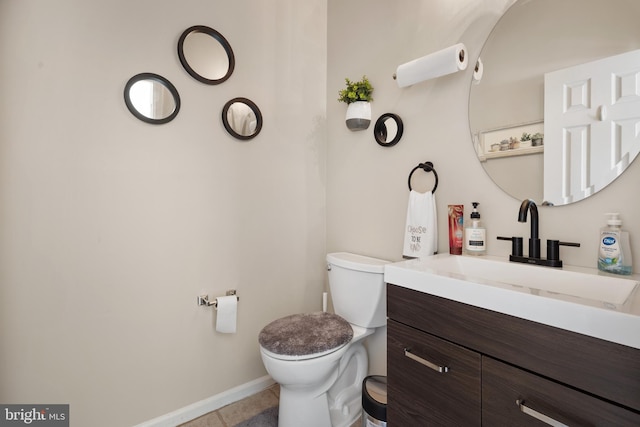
[408,161,438,193]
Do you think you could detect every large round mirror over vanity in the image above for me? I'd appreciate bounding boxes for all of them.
[469,0,640,206]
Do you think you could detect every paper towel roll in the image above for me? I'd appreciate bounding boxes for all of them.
[215,295,237,334]
[395,43,468,88]
[473,58,483,84]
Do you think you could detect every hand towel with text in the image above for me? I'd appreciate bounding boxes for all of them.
[403,190,437,258]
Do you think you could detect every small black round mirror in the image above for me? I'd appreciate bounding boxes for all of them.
[124,73,181,124]
[374,113,403,147]
[221,97,263,140]
[178,25,235,85]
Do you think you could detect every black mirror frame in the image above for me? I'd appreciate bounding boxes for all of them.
[221,97,263,141]
[374,113,404,147]
[177,25,235,85]
[124,72,181,125]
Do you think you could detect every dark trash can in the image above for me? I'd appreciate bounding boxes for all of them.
[362,375,387,426]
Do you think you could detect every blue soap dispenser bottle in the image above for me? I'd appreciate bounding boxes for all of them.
[598,213,632,275]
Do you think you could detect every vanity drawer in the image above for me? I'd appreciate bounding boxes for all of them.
[387,319,481,426]
[482,356,640,426]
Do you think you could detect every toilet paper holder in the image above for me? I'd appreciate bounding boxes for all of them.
[197,290,239,309]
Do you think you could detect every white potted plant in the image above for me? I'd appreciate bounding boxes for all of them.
[531,132,544,146]
[338,76,373,131]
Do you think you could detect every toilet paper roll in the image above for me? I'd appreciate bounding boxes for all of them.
[473,57,483,84]
[215,295,237,334]
[395,43,468,88]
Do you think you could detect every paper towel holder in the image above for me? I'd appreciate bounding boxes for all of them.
[392,48,465,81]
[197,290,239,309]
[392,43,468,87]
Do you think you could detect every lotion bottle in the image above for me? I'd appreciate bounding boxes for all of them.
[598,213,632,275]
[464,202,486,256]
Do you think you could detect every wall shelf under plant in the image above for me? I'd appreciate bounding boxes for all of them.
[480,145,543,161]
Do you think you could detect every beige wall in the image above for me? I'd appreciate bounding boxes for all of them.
[0,1,326,426]
[327,0,640,375]
[3,0,640,425]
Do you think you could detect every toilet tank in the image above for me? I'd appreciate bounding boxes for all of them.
[326,252,390,328]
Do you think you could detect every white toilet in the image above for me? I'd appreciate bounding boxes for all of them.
[258,252,389,427]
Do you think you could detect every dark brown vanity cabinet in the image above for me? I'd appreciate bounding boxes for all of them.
[387,284,640,426]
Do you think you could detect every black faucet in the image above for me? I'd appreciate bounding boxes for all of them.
[497,199,580,268]
[518,199,540,259]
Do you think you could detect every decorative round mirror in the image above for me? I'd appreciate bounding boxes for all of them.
[469,0,640,206]
[124,73,181,124]
[374,113,404,147]
[221,98,263,140]
[178,25,235,85]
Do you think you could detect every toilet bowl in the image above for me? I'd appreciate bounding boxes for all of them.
[258,252,389,427]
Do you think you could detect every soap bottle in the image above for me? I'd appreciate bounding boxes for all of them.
[464,202,486,256]
[598,213,633,275]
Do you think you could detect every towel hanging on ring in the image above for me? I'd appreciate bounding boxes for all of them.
[403,190,438,258]
[403,162,438,258]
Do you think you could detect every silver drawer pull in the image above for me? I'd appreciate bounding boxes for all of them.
[404,348,449,373]
[516,399,569,427]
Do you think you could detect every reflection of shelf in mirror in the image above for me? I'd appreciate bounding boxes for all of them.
[480,145,543,162]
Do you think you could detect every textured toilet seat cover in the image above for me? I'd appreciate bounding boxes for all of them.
[259,312,354,356]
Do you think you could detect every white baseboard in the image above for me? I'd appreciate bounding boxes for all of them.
[133,375,276,427]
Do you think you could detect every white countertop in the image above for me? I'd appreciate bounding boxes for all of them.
[384,254,640,350]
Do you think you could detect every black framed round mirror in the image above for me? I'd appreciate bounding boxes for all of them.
[124,73,181,124]
[221,98,263,140]
[374,113,403,147]
[178,25,235,85]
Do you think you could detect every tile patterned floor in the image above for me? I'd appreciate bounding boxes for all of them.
[179,385,279,427]
[179,384,361,427]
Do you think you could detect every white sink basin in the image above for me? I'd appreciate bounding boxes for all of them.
[384,254,640,349]
[415,254,638,307]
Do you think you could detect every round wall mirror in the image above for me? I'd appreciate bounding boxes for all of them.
[178,25,235,85]
[469,0,640,206]
[124,73,180,124]
[221,97,263,140]
[374,113,404,147]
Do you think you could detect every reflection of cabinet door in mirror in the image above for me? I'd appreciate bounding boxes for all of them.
[178,25,235,85]
[544,50,640,206]
[222,98,263,140]
[124,73,180,124]
[468,0,640,206]
[374,113,404,147]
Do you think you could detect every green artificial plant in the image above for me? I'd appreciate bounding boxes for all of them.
[337,76,374,104]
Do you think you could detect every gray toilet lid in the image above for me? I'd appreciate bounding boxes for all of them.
[259,312,353,356]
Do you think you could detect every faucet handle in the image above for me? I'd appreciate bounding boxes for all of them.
[497,236,524,257]
[547,240,580,261]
